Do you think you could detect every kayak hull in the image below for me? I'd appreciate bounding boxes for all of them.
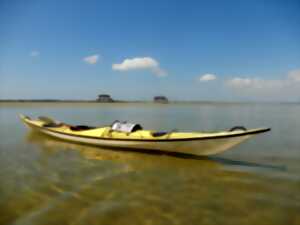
[21,115,270,156]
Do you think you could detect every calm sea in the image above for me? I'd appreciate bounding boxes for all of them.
[0,102,299,225]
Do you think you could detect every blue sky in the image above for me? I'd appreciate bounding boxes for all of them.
[1,0,300,101]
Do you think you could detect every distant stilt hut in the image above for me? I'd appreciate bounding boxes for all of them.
[153,96,168,103]
[97,94,114,102]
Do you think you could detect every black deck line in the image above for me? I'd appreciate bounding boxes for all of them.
[23,118,271,142]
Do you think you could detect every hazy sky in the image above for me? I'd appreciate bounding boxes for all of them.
[1,0,300,101]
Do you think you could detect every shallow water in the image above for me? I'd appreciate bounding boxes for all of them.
[0,102,299,225]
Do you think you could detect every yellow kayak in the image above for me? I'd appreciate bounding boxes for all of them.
[20,114,270,156]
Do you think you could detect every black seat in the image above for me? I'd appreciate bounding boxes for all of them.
[152,131,168,137]
[70,125,96,131]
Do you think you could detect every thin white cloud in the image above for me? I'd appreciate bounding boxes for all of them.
[288,69,300,82]
[112,57,167,77]
[226,77,263,89]
[83,54,100,64]
[225,69,300,100]
[198,73,217,82]
[30,50,40,57]
[152,67,167,77]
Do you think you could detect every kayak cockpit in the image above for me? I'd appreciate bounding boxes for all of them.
[37,116,96,131]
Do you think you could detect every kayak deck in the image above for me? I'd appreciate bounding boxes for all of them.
[20,115,269,141]
[20,114,271,156]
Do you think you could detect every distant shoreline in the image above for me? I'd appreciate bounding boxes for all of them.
[0,99,299,104]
